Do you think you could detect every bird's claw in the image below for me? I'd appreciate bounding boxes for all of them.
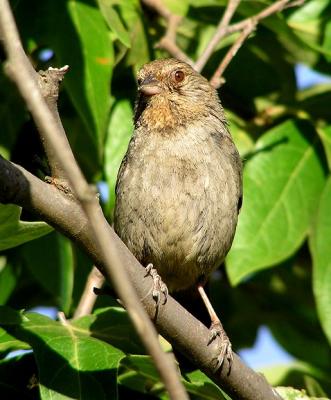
[145,263,168,306]
[208,321,233,370]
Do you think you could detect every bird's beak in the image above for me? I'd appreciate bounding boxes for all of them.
[138,76,162,96]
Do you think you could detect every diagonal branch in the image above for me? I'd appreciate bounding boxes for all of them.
[194,0,242,73]
[141,0,193,65]
[0,1,188,399]
[73,266,105,319]
[0,155,282,400]
[205,0,305,86]
[209,21,255,89]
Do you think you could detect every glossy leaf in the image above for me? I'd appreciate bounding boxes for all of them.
[119,355,162,396]
[98,0,131,47]
[120,0,150,70]
[0,260,18,305]
[13,0,113,161]
[66,0,113,153]
[21,232,74,314]
[310,177,331,346]
[227,119,326,284]
[183,370,227,399]
[104,99,133,216]
[0,308,125,400]
[276,386,329,400]
[317,125,331,171]
[227,112,254,157]
[0,73,26,153]
[323,21,331,62]
[0,204,52,251]
[0,327,30,355]
[71,307,144,355]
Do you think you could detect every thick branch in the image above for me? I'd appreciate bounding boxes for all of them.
[0,156,282,400]
[0,1,187,399]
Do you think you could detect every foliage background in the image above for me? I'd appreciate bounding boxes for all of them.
[0,0,331,399]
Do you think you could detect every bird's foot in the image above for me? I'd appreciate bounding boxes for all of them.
[208,321,233,370]
[145,263,168,306]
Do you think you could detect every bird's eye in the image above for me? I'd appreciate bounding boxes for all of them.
[173,70,185,83]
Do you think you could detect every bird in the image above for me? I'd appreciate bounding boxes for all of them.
[114,58,243,367]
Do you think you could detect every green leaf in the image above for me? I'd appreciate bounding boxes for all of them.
[287,0,331,59]
[276,386,329,400]
[98,0,131,47]
[310,177,331,346]
[317,125,331,171]
[119,355,164,396]
[0,72,27,153]
[227,119,326,285]
[120,0,150,70]
[298,85,331,123]
[104,99,133,217]
[0,258,18,305]
[0,308,125,400]
[227,112,254,157]
[21,232,74,314]
[262,361,331,390]
[13,0,114,161]
[0,204,52,251]
[323,21,331,62]
[72,307,144,355]
[65,0,114,154]
[183,370,227,399]
[0,327,30,355]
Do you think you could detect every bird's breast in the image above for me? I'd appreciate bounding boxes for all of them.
[114,123,240,291]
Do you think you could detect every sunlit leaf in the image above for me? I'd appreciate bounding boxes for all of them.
[66,0,114,154]
[0,204,52,251]
[317,125,331,171]
[104,99,133,217]
[227,119,326,284]
[98,0,131,47]
[310,177,331,346]
[0,308,125,400]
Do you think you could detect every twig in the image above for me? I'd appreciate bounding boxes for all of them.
[221,0,304,38]
[0,2,188,399]
[141,0,193,65]
[207,0,304,86]
[194,0,241,73]
[73,266,105,319]
[210,22,254,89]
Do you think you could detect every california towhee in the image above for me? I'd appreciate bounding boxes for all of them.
[114,58,242,366]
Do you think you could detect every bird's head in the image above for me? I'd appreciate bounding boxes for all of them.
[134,58,224,131]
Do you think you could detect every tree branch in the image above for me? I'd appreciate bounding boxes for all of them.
[194,0,241,73]
[141,0,194,65]
[0,1,188,399]
[73,266,105,319]
[0,156,282,400]
[209,22,254,89]
[205,0,304,86]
